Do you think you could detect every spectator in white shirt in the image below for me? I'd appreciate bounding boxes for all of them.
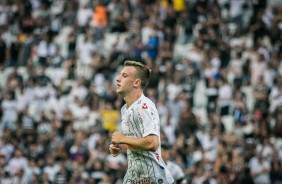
[76,4,92,29]
[43,156,60,183]
[1,91,18,131]
[69,77,88,102]
[161,143,187,184]
[249,153,271,184]
[7,149,28,176]
[256,138,275,162]
[217,77,233,116]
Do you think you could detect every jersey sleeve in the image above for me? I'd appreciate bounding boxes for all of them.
[136,102,160,137]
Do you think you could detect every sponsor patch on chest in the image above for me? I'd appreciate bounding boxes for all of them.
[142,103,148,109]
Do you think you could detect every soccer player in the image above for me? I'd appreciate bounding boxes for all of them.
[109,60,174,184]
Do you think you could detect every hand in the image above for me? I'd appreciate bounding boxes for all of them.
[111,131,125,144]
[109,143,121,157]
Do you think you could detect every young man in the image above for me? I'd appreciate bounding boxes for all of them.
[109,61,174,184]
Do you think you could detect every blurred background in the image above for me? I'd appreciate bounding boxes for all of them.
[0,0,282,183]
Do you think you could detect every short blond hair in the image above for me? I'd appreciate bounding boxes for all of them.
[124,60,151,89]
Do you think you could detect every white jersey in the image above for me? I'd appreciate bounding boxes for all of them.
[120,94,174,184]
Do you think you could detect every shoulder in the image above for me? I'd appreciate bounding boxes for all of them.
[136,96,156,111]
[121,104,127,113]
[249,157,258,165]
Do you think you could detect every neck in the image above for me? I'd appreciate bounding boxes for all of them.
[124,89,143,108]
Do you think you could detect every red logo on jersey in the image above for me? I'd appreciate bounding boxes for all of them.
[142,103,148,109]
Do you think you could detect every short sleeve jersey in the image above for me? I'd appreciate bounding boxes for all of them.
[120,94,174,184]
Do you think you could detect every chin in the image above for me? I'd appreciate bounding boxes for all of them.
[116,89,122,94]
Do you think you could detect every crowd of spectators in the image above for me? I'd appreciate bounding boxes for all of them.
[0,0,282,183]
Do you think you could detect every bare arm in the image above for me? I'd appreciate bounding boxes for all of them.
[111,131,159,152]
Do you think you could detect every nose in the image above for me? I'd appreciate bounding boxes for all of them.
[116,75,121,82]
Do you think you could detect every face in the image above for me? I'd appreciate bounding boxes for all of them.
[116,66,138,95]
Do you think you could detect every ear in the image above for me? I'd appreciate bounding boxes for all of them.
[134,79,141,88]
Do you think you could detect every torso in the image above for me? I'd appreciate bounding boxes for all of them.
[120,94,174,184]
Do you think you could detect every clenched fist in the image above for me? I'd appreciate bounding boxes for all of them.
[109,143,122,157]
[111,131,125,144]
